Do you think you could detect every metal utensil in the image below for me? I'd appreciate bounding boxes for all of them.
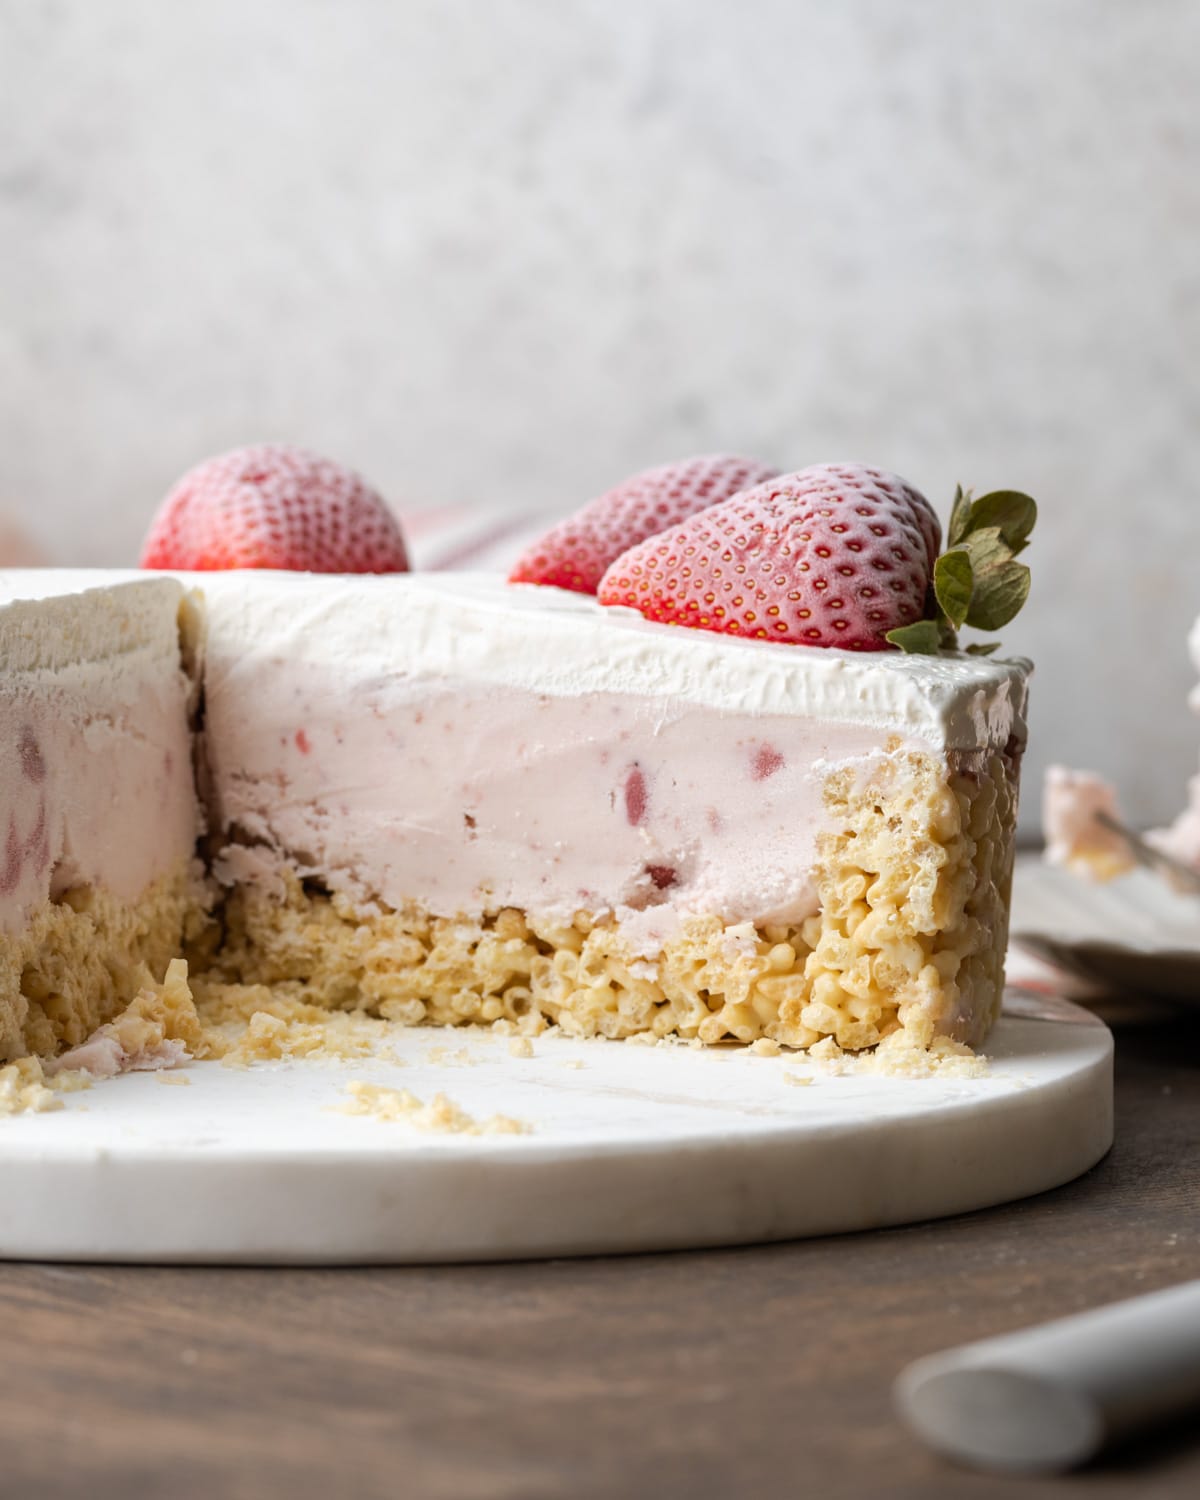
[895,1280,1200,1474]
[1093,811,1200,898]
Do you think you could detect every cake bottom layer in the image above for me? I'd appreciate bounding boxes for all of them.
[0,865,203,1063]
[204,748,1018,1054]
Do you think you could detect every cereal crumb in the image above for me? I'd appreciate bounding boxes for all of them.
[508,1037,534,1059]
[783,1071,813,1087]
[47,1068,93,1094]
[337,1081,531,1136]
[0,1054,94,1115]
[560,1058,584,1070]
[807,1036,847,1074]
[424,1045,476,1067]
[0,1057,62,1115]
[803,1030,989,1080]
[155,1072,192,1086]
[749,1037,782,1058]
[196,981,407,1067]
[857,1031,989,1079]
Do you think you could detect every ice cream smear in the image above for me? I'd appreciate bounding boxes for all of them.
[1043,766,1136,881]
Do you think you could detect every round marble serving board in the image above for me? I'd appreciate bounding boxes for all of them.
[0,994,1112,1264]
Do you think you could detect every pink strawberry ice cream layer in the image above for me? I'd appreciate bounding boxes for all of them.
[212,683,911,933]
[0,579,200,935]
[192,573,1028,935]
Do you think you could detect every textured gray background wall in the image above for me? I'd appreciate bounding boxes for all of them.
[2,0,1198,829]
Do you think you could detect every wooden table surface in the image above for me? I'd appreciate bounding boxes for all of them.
[2,1014,1197,1500]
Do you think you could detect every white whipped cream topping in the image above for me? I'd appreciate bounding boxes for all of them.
[0,570,1030,748]
[199,572,1029,748]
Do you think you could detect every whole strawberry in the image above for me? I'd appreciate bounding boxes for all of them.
[509,453,779,596]
[139,445,410,573]
[597,464,940,651]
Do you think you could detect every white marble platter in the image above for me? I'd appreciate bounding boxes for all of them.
[0,995,1112,1264]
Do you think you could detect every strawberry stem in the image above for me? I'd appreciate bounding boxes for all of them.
[887,485,1036,656]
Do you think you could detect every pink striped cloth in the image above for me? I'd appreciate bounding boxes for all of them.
[403,505,552,575]
[0,516,45,566]
[0,507,549,574]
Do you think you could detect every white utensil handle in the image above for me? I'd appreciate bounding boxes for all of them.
[895,1280,1200,1474]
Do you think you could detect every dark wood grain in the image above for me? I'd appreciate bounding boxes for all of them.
[1,1019,1198,1500]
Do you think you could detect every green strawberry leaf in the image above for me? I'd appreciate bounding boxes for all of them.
[961,525,1014,576]
[886,619,943,655]
[962,490,1037,555]
[933,548,973,629]
[965,560,1030,631]
[947,485,974,548]
[894,480,1036,655]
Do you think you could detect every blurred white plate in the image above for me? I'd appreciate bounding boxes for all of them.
[1011,857,1200,1005]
